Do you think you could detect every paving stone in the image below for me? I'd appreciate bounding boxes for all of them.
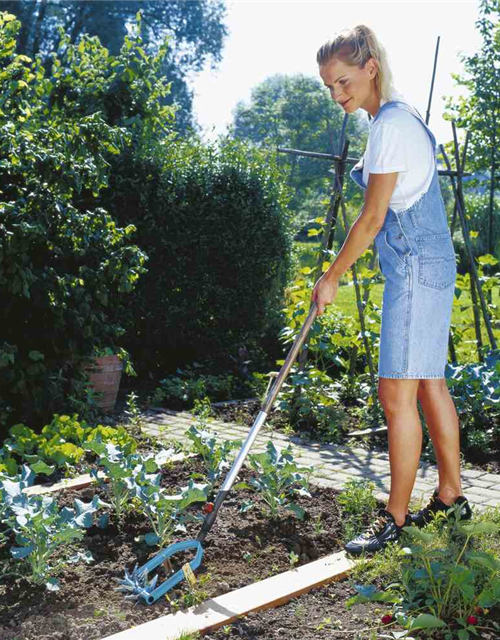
[477,474,500,485]
[461,469,487,479]
[483,498,500,508]
[461,478,498,490]
[461,486,500,501]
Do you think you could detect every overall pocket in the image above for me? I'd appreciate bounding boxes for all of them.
[416,232,457,291]
[384,227,411,272]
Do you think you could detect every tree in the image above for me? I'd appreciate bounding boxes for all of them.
[0,0,229,135]
[442,0,500,257]
[230,72,368,237]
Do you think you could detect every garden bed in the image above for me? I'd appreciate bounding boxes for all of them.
[202,575,500,640]
[0,455,355,640]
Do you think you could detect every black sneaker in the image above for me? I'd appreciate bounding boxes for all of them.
[344,508,413,555]
[410,488,472,528]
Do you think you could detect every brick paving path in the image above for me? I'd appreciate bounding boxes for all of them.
[142,408,500,514]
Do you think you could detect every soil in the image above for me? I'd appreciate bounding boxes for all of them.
[0,455,356,640]
[209,398,500,475]
[203,576,500,640]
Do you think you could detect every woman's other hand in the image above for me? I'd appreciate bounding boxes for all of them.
[311,272,339,316]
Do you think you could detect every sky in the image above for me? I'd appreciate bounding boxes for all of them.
[190,0,485,147]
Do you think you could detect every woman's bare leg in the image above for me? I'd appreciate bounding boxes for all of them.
[416,378,463,504]
[378,378,421,526]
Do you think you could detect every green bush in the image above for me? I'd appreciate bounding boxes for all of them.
[102,134,296,377]
[0,13,149,427]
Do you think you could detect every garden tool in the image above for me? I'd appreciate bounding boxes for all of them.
[115,300,319,604]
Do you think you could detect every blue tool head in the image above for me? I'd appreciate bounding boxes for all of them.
[114,539,204,605]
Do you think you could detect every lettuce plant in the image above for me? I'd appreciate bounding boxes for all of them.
[2,414,138,479]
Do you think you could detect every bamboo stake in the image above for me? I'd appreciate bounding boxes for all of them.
[349,247,378,376]
[289,129,351,424]
[332,159,377,398]
[440,136,497,351]
[425,36,441,126]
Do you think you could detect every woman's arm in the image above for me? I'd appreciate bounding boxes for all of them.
[312,171,399,315]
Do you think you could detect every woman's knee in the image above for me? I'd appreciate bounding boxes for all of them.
[378,378,419,414]
[417,378,448,402]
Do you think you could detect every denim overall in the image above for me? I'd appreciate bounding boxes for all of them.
[350,100,456,378]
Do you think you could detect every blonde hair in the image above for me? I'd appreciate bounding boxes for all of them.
[316,24,397,103]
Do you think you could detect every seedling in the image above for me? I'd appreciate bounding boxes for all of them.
[289,550,299,568]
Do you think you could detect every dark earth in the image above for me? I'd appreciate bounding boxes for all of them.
[203,575,500,640]
[0,455,358,640]
[2,442,500,639]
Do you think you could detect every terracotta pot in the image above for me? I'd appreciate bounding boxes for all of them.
[84,355,123,411]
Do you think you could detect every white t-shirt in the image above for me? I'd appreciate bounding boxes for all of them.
[363,94,436,212]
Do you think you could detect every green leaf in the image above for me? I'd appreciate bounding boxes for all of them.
[457,522,499,536]
[401,526,434,543]
[31,460,56,476]
[409,614,446,630]
[288,502,305,519]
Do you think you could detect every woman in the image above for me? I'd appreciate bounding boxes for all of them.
[313,24,472,555]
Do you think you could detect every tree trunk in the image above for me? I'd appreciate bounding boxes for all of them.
[30,0,47,57]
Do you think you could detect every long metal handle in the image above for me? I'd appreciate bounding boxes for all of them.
[197,301,318,541]
[261,300,318,413]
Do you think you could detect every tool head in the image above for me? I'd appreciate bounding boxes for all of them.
[115,539,204,605]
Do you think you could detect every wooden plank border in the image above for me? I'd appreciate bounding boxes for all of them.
[103,550,356,640]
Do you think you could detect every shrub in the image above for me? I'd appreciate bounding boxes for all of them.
[0,13,149,426]
[102,134,296,377]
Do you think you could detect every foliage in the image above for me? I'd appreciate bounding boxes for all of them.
[445,348,500,451]
[134,471,209,549]
[239,441,312,519]
[149,368,238,410]
[1,464,107,590]
[442,0,500,259]
[346,510,500,639]
[105,132,296,377]
[88,441,155,525]
[0,414,137,478]
[2,1,229,135]
[337,478,379,544]
[0,12,148,425]
[231,72,368,233]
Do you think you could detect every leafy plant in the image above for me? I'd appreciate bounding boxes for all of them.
[1,465,107,590]
[240,441,312,519]
[445,349,500,447]
[185,403,241,492]
[337,477,379,543]
[346,509,500,639]
[124,391,145,430]
[148,370,237,409]
[0,12,148,425]
[134,473,208,548]
[1,414,137,478]
[88,442,177,526]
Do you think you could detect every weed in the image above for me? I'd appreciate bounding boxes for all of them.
[288,550,299,569]
[337,477,378,543]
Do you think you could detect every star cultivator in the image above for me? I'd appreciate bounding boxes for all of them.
[115,302,318,605]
